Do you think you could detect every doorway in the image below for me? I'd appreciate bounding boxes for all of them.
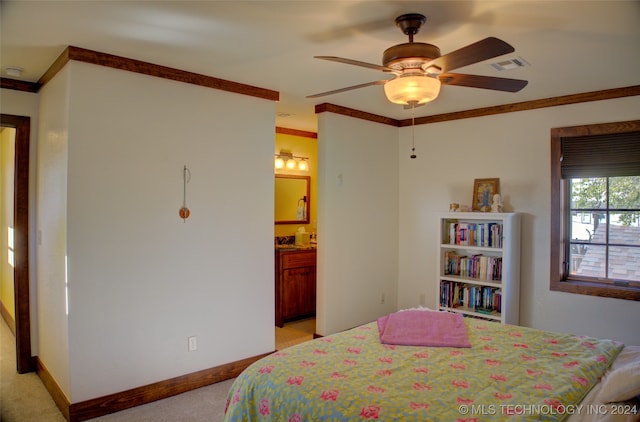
[275,317,315,350]
[0,114,32,373]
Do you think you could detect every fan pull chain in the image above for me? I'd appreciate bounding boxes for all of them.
[410,101,417,159]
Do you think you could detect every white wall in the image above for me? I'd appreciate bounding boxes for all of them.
[38,61,276,402]
[316,113,398,335]
[36,65,72,395]
[398,95,640,346]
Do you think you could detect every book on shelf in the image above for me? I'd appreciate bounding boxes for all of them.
[445,221,503,248]
[443,251,502,281]
[439,281,502,313]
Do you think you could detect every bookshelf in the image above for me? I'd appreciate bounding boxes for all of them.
[437,212,521,324]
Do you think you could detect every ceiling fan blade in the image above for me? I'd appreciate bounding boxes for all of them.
[315,56,394,73]
[439,73,528,92]
[427,37,515,73]
[307,80,389,98]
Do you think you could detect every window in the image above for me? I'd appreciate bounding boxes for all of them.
[550,120,640,301]
[7,227,14,268]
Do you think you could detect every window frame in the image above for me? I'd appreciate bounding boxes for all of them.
[550,120,640,301]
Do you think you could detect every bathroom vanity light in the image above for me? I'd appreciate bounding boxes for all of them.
[274,150,309,171]
[297,158,309,171]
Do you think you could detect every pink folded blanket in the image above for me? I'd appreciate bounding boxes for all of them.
[377,310,471,348]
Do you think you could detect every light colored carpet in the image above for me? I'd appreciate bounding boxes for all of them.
[1,318,315,421]
[1,319,66,422]
[89,379,234,422]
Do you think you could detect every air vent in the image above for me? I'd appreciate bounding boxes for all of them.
[490,57,530,71]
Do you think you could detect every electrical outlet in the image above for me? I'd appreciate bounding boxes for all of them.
[419,294,426,306]
[188,336,197,352]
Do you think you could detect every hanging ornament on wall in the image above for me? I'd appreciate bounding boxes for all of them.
[179,165,191,222]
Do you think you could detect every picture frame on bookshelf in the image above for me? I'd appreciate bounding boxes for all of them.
[472,178,500,211]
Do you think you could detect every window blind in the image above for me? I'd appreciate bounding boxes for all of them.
[561,131,640,178]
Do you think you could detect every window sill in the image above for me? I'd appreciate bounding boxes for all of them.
[551,279,640,301]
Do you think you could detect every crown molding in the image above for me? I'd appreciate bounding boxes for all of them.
[0,78,40,92]
[314,85,640,127]
[275,126,317,139]
[33,45,279,102]
[315,103,400,127]
[398,85,640,126]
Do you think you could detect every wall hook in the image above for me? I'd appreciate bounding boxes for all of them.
[179,165,191,222]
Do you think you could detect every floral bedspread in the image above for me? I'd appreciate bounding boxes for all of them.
[224,317,623,421]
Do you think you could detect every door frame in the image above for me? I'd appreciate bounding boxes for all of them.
[1,114,33,373]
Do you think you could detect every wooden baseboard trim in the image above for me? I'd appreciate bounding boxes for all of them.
[66,351,271,422]
[0,300,16,336]
[36,357,71,421]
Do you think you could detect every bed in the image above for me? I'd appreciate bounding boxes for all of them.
[224,309,640,421]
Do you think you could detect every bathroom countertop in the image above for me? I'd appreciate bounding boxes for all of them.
[275,244,316,251]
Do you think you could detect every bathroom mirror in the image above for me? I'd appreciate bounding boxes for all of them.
[275,175,310,224]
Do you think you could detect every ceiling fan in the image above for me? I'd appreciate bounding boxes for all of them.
[307,13,528,106]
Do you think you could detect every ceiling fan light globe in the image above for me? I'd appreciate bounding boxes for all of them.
[384,75,441,105]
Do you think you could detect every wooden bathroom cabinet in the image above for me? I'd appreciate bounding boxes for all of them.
[275,249,316,327]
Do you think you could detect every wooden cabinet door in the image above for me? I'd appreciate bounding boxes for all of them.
[282,267,305,320]
[301,267,316,316]
[282,266,316,320]
[277,250,317,324]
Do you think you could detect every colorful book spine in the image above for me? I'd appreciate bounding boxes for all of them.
[446,221,503,248]
[440,281,502,314]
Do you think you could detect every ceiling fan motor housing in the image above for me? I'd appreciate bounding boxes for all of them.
[383,42,442,71]
[395,13,427,37]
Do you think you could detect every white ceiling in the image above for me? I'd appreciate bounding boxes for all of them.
[2,1,639,132]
